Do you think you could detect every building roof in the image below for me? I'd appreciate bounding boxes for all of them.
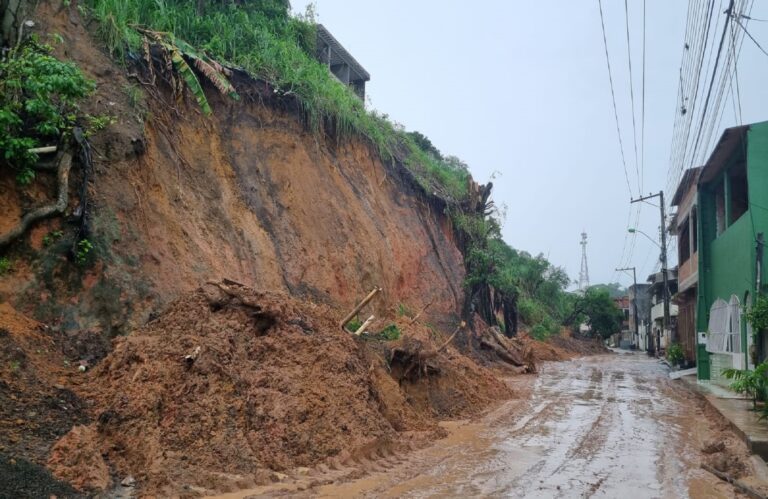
[699,125,749,184]
[316,24,370,82]
[671,167,701,206]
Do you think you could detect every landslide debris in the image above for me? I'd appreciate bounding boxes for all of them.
[48,281,510,495]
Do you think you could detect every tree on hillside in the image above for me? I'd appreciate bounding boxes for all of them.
[566,288,624,339]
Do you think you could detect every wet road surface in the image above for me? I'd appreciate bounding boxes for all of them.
[312,351,735,498]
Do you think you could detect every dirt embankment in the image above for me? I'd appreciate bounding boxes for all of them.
[0,4,613,497]
[0,2,465,357]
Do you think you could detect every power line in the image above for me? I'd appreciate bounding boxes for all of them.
[640,0,647,193]
[688,0,734,173]
[624,0,642,193]
[598,0,634,198]
[735,16,768,56]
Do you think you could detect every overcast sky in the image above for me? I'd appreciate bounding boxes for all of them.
[292,1,768,289]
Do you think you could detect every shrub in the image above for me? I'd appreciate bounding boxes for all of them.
[0,38,95,184]
[666,343,684,365]
[723,362,768,409]
[377,324,401,341]
[746,296,768,338]
[345,317,362,332]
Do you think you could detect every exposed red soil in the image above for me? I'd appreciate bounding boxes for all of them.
[43,283,509,495]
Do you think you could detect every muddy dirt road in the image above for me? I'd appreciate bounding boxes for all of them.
[217,352,760,498]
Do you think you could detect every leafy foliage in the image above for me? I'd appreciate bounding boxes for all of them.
[42,230,64,247]
[723,362,768,409]
[345,317,362,332]
[376,324,401,341]
[0,39,95,183]
[455,210,572,340]
[569,288,623,340]
[75,239,94,265]
[746,296,768,338]
[666,343,684,365]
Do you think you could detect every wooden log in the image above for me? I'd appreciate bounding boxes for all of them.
[27,145,57,154]
[487,326,526,366]
[354,315,375,336]
[340,287,381,331]
[407,299,433,326]
[479,338,524,366]
[701,463,767,499]
[434,321,465,354]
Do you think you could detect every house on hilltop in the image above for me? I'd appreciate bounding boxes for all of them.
[316,24,370,100]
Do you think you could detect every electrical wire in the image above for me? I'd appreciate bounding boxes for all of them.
[624,0,642,194]
[735,16,768,56]
[598,0,634,198]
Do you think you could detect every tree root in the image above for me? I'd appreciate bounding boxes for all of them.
[478,326,535,372]
[391,323,464,382]
[0,152,73,250]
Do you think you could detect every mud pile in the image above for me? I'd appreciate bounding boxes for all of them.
[0,304,88,464]
[0,304,87,497]
[46,282,509,495]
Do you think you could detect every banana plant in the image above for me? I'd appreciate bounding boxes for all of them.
[138,28,239,115]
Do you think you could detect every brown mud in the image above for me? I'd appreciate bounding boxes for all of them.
[232,352,768,499]
[41,282,511,495]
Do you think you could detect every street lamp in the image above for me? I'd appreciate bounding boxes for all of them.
[627,228,661,248]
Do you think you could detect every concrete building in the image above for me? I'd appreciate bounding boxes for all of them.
[629,283,651,351]
[612,296,632,348]
[671,167,701,364]
[696,122,768,384]
[647,269,679,354]
[315,24,370,100]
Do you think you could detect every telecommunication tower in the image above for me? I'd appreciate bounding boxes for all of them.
[578,232,590,292]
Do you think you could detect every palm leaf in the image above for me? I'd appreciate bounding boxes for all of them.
[169,47,211,115]
[192,58,239,100]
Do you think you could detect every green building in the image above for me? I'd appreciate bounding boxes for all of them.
[696,121,768,383]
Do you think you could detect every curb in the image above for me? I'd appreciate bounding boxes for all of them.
[678,375,768,461]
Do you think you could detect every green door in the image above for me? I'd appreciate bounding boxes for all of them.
[697,340,710,380]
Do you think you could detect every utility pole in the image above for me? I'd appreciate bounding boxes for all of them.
[616,266,638,348]
[630,191,670,356]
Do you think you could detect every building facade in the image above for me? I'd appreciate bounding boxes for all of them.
[647,269,679,354]
[696,122,768,384]
[611,296,632,348]
[629,283,651,351]
[671,167,701,364]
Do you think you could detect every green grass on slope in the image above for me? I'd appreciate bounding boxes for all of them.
[85,0,469,201]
